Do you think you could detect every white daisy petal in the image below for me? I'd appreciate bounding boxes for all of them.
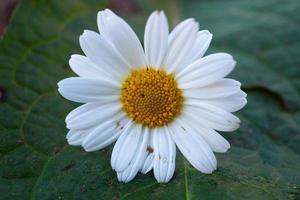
[181,114,230,153]
[65,102,121,130]
[97,9,146,68]
[177,53,236,88]
[169,118,217,173]
[79,30,129,81]
[167,29,212,72]
[111,123,147,172]
[183,79,246,112]
[183,79,242,99]
[111,121,132,170]
[141,152,154,174]
[189,30,213,63]
[96,9,117,39]
[66,127,93,146]
[67,132,82,145]
[140,128,154,174]
[144,11,169,67]
[153,127,176,183]
[58,77,119,103]
[164,19,198,73]
[82,113,129,152]
[201,91,247,112]
[69,55,109,80]
[116,127,149,183]
[183,101,240,132]
[167,18,194,43]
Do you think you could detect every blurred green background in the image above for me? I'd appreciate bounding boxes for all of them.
[0,0,299,199]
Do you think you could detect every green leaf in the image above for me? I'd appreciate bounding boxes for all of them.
[0,0,299,199]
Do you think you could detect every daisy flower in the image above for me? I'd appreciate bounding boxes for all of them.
[58,9,247,183]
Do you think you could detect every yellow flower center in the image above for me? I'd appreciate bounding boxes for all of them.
[121,68,184,128]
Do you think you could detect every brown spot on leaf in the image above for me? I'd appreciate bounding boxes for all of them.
[61,163,75,172]
[0,88,7,102]
[112,196,120,200]
[53,144,67,155]
[16,139,24,145]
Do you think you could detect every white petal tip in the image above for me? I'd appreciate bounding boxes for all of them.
[67,138,81,146]
[157,180,170,183]
[117,172,134,183]
[200,30,213,36]
[216,144,231,153]
[155,175,172,183]
[201,168,216,174]
[141,164,153,174]
[57,80,64,87]
[81,30,88,35]
[159,10,166,16]
[82,145,94,152]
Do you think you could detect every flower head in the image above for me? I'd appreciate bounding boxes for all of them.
[58,9,247,183]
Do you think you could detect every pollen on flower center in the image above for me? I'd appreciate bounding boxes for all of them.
[121,68,184,128]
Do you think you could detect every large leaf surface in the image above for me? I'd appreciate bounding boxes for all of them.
[0,0,299,199]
